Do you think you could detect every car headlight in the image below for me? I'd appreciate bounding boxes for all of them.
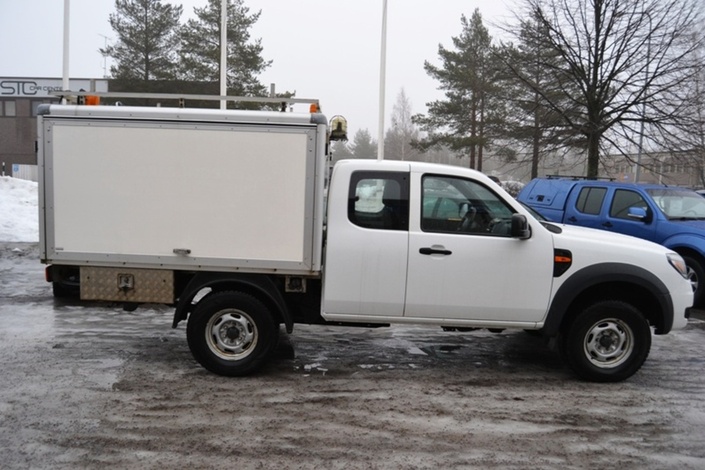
[667,253,688,279]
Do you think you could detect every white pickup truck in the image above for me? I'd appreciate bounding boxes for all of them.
[37,97,693,382]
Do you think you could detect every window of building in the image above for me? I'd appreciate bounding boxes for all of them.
[0,100,16,117]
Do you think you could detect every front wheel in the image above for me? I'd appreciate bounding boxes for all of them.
[187,291,279,376]
[561,301,651,382]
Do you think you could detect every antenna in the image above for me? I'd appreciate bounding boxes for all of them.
[98,34,110,78]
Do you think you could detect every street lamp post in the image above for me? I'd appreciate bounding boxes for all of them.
[377,0,388,160]
[635,11,652,183]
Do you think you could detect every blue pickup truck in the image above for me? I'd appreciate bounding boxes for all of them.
[517,177,705,306]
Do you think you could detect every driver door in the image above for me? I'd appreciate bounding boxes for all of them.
[404,172,554,323]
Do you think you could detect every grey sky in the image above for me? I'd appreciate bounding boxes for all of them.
[0,0,512,137]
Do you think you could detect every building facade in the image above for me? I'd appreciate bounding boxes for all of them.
[0,77,108,179]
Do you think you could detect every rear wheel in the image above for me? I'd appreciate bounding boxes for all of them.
[562,300,651,382]
[187,291,279,376]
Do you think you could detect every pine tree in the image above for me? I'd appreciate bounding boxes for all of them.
[349,129,377,159]
[331,140,353,165]
[499,15,581,178]
[180,0,270,98]
[414,9,505,171]
[102,0,182,84]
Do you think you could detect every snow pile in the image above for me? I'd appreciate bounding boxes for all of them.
[500,180,525,197]
[0,176,39,242]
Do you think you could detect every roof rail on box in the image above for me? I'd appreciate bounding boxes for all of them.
[546,174,615,181]
[51,91,320,111]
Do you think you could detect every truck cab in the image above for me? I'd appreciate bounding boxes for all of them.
[322,160,554,326]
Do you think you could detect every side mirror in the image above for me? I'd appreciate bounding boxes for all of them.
[511,214,531,239]
[627,206,651,222]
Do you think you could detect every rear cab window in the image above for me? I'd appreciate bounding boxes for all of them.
[575,187,607,215]
[348,171,409,231]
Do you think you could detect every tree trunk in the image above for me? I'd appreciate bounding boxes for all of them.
[470,100,477,169]
[478,90,485,172]
[477,144,483,172]
[531,103,541,179]
[531,130,540,179]
[586,131,600,178]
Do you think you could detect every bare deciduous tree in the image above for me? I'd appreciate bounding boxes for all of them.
[384,89,420,161]
[666,36,705,186]
[510,0,703,178]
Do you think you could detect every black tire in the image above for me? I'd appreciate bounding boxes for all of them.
[682,255,704,307]
[187,291,279,377]
[561,300,651,383]
[52,281,79,299]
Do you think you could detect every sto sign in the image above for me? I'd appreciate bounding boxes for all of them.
[0,78,108,97]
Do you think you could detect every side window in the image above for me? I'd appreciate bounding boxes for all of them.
[610,190,648,220]
[421,175,515,236]
[575,187,607,215]
[348,171,409,231]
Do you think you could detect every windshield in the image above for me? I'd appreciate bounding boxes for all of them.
[520,202,546,221]
[647,188,705,219]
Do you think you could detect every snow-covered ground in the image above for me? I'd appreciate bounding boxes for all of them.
[0,176,38,242]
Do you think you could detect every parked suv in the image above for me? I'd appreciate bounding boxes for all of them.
[517,177,705,306]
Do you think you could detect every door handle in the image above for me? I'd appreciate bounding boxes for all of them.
[419,247,452,256]
[568,216,577,222]
[602,222,613,228]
